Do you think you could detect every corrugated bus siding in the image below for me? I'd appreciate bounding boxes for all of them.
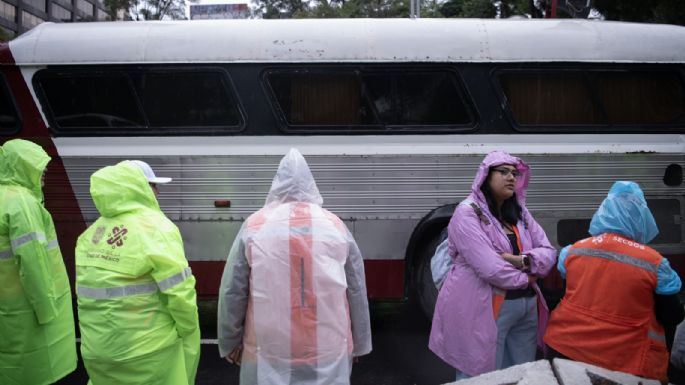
[61,153,685,263]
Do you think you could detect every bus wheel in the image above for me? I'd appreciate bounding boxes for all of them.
[414,230,443,319]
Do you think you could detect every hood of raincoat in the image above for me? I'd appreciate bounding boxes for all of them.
[470,150,530,208]
[265,148,323,207]
[0,139,50,200]
[589,181,659,244]
[90,161,160,218]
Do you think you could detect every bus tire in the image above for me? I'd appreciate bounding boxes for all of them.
[414,230,444,319]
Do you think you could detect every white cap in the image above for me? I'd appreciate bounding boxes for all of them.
[127,160,172,184]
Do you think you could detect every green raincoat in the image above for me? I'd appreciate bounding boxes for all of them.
[0,139,77,385]
[76,161,200,385]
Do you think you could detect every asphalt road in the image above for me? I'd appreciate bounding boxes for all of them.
[57,299,455,385]
[56,294,685,385]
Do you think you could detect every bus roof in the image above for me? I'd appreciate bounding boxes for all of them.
[8,18,685,65]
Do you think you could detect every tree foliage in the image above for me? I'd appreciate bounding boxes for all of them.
[251,0,539,19]
[253,0,442,19]
[255,0,308,18]
[594,0,685,25]
[104,0,188,20]
[440,0,538,18]
[251,0,685,24]
[0,29,12,42]
[440,0,496,18]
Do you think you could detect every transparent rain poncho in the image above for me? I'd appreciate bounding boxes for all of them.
[218,149,372,385]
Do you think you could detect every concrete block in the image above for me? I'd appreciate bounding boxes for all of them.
[553,358,661,385]
[446,359,558,385]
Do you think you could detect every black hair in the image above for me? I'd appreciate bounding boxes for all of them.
[480,169,522,225]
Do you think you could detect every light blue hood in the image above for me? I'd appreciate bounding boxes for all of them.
[589,181,659,244]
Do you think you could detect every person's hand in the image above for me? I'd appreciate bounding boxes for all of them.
[500,252,523,268]
[225,346,243,366]
[353,354,369,364]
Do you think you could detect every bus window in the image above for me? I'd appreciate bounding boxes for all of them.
[499,72,604,126]
[557,218,591,246]
[38,73,146,130]
[595,71,685,125]
[267,71,378,127]
[0,74,20,135]
[363,71,471,126]
[131,70,242,129]
[36,68,244,135]
[266,68,475,131]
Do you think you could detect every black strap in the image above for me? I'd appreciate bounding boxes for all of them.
[469,201,529,229]
[469,202,490,225]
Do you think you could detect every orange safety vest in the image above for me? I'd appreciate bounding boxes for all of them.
[491,224,525,319]
[544,233,668,380]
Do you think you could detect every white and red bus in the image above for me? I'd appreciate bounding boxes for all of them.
[1,19,684,314]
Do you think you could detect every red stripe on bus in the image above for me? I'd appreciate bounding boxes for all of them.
[192,259,405,299]
[362,259,405,299]
[0,46,87,288]
[0,43,13,65]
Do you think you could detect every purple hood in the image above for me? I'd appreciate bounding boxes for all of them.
[470,150,530,210]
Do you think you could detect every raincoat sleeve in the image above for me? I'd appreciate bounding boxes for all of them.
[344,229,372,357]
[449,204,528,290]
[148,228,200,338]
[8,194,57,324]
[556,245,572,279]
[654,255,684,352]
[522,208,557,277]
[656,258,682,295]
[217,224,250,358]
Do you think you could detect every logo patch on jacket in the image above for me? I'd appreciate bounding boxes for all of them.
[107,226,128,248]
[92,226,106,244]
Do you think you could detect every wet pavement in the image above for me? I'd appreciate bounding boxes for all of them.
[58,299,455,385]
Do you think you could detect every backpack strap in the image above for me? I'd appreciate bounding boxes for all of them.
[468,202,491,225]
[521,208,529,229]
[464,200,528,229]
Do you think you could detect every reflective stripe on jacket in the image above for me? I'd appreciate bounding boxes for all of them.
[544,233,668,380]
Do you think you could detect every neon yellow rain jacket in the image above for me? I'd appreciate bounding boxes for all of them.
[0,139,77,385]
[76,161,200,385]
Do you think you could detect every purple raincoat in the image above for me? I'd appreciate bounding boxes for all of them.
[428,151,556,376]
